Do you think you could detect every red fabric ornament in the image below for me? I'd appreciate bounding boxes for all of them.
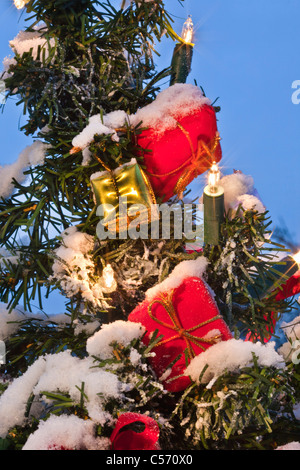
[110,413,160,451]
[275,270,300,301]
[128,277,232,392]
[247,270,300,343]
[136,105,222,202]
[267,270,300,340]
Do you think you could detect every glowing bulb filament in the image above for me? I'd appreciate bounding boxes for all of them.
[181,15,194,44]
[208,162,221,193]
[14,0,30,9]
[103,265,115,289]
[102,264,117,293]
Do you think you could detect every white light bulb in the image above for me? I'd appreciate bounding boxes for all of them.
[14,0,29,9]
[293,251,300,267]
[181,15,194,44]
[208,162,220,193]
[102,264,117,292]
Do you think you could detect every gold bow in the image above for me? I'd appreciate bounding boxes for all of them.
[148,290,223,360]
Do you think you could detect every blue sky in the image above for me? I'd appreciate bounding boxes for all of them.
[0,0,299,245]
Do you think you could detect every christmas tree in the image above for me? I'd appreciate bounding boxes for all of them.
[0,0,300,451]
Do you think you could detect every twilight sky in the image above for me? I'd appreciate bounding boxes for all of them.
[0,0,299,245]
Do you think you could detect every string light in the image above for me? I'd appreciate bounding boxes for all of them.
[101,264,117,293]
[293,251,300,267]
[203,161,225,245]
[181,15,194,44]
[14,0,30,9]
[170,15,194,85]
[208,161,221,194]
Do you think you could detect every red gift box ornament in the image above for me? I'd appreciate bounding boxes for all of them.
[134,85,222,201]
[129,277,232,392]
[263,268,300,342]
[148,291,222,359]
[246,254,300,343]
[137,112,221,201]
[275,270,300,301]
[110,413,160,451]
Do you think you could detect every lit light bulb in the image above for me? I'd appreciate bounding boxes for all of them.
[14,0,30,9]
[181,15,194,44]
[293,251,300,267]
[102,264,117,292]
[208,161,221,193]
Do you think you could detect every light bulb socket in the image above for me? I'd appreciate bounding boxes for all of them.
[170,43,193,86]
[203,186,225,246]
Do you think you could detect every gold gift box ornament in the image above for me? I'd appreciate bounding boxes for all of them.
[91,159,158,238]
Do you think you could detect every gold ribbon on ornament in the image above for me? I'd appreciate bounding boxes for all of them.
[145,124,221,198]
[147,290,223,360]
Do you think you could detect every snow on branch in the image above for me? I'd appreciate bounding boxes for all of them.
[184,338,285,389]
[0,141,49,199]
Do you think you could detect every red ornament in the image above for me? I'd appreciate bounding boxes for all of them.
[129,277,232,392]
[247,270,300,343]
[268,270,300,339]
[275,270,300,301]
[136,105,222,202]
[110,413,160,451]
